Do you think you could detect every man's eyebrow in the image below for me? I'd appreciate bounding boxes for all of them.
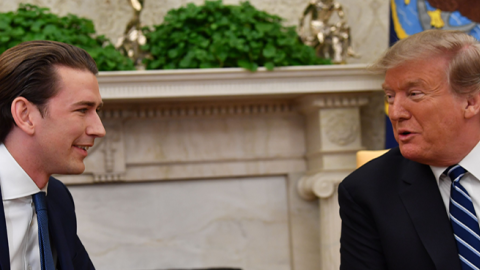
[404,80,424,88]
[382,80,425,91]
[72,101,104,109]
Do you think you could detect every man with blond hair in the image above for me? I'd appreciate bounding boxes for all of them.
[339,30,480,270]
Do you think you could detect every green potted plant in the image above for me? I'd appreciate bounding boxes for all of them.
[0,4,135,71]
[142,0,330,71]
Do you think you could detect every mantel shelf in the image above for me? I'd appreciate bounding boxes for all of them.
[97,64,384,101]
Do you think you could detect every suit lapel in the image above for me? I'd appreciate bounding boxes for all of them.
[399,160,461,270]
[0,185,10,270]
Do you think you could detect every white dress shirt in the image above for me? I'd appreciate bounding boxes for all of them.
[0,143,44,270]
[431,140,480,223]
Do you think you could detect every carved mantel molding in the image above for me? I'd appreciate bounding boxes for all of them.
[294,90,375,270]
[99,101,295,119]
[97,64,383,101]
[57,64,383,186]
[296,93,370,200]
[297,94,370,113]
[297,171,351,200]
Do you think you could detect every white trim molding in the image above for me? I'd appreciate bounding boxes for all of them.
[97,64,383,100]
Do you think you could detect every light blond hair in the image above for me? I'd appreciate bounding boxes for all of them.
[371,29,480,96]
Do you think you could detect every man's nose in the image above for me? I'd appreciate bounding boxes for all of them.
[388,97,410,121]
[86,113,106,138]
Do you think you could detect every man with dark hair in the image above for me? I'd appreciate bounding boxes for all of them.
[0,40,104,269]
[339,30,480,270]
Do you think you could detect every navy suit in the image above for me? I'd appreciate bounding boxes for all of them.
[0,177,95,270]
[339,147,462,270]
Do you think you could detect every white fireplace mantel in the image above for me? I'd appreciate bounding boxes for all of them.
[60,64,384,270]
[97,64,383,100]
[60,64,384,185]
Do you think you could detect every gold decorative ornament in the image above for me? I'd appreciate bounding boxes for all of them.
[116,0,147,69]
[299,0,358,64]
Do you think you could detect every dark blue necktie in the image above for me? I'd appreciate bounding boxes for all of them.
[447,165,480,269]
[32,192,55,270]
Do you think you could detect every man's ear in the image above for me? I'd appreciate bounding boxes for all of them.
[11,97,38,135]
[464,92,480,119]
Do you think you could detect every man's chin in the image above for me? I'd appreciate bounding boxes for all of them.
[56,164,86,175]
[398,145,425,163]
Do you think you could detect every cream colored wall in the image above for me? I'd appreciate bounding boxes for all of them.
[0,0,389,64]
[0,1,389,149]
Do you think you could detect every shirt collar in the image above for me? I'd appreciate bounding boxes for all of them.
[460,140,480,180]
[0,144,45,200]
[430,140,480,183]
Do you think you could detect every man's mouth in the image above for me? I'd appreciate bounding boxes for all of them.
[399,131,412,136]
[75,145,90,151]
[397,129,416,141]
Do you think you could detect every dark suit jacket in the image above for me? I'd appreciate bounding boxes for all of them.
[339,147,462,270]
[0,177,95,270]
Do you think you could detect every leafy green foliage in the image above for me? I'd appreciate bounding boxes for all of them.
[0,4,135,71]
[142,0,330,71]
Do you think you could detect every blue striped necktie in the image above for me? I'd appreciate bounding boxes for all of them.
[447,165,480,270]
[32,192,55,270]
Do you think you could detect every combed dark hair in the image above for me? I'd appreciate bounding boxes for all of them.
[0,40,98,143]
[370,29,480,97]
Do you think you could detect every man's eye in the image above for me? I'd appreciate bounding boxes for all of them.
[409,91,424,99]
[384,94,394,104]
[77,108,87,113]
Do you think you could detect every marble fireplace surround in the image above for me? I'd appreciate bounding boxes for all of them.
[58,64,384,270]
